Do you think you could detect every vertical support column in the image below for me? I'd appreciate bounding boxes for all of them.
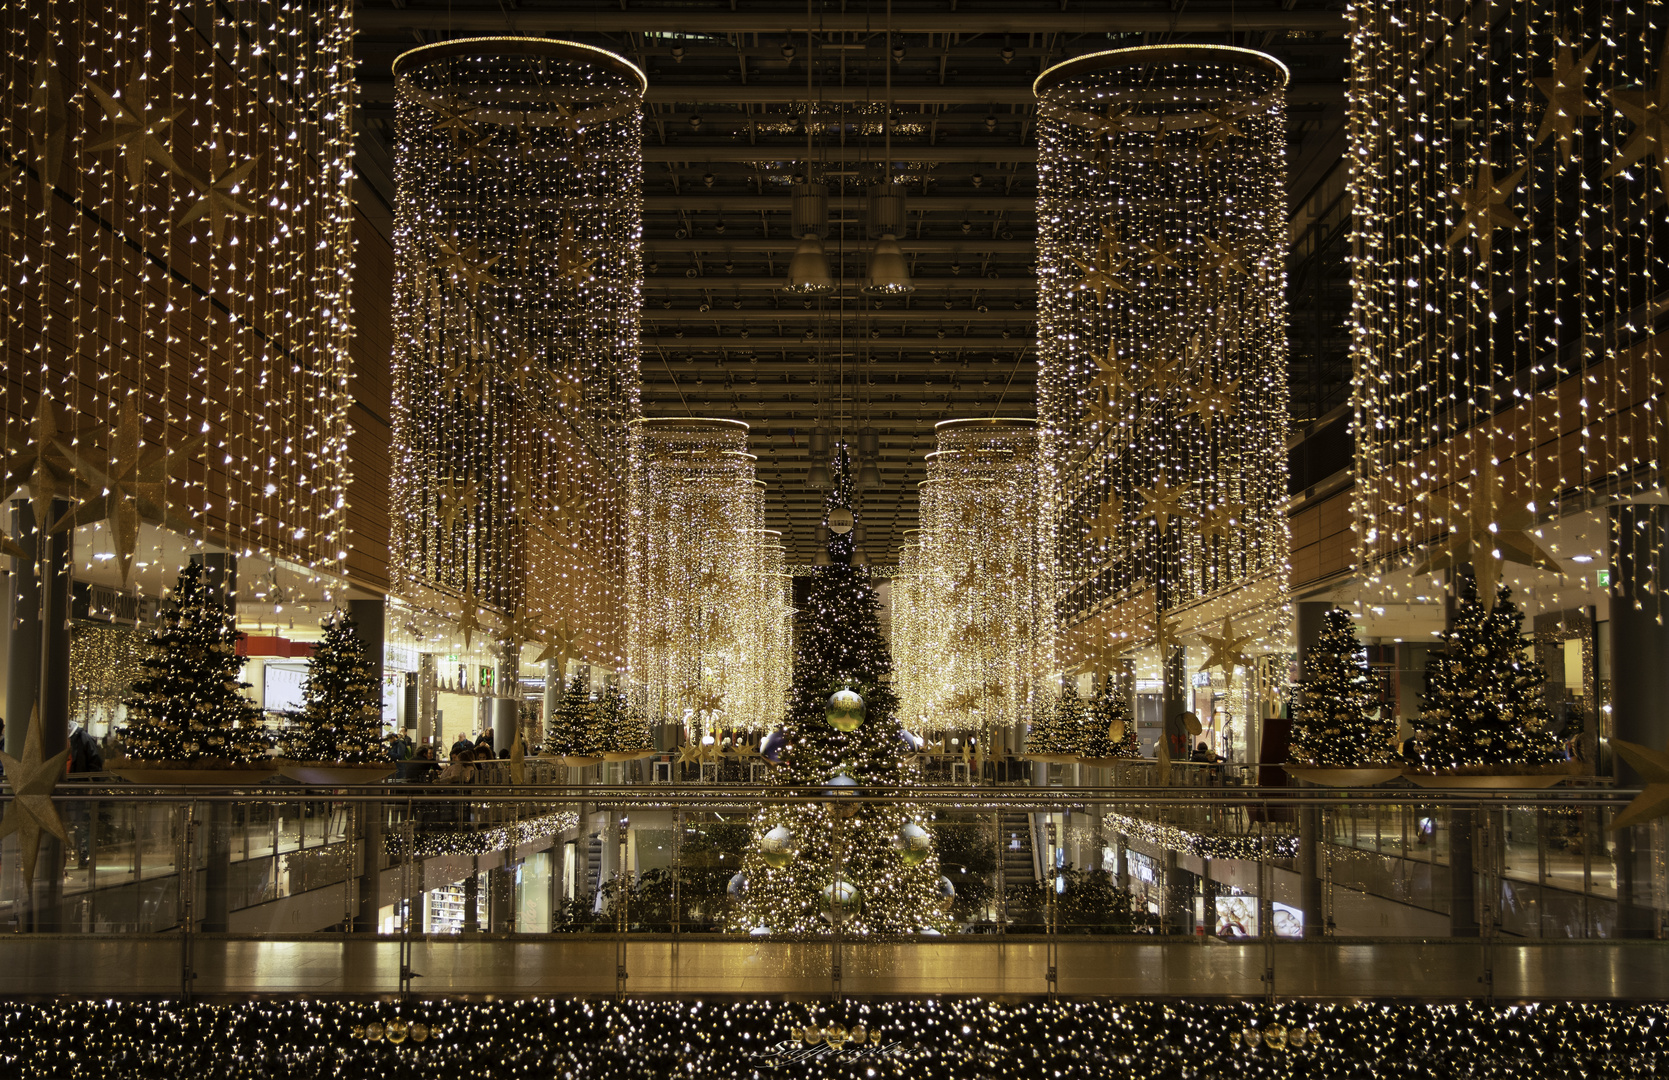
[543,659,560,747]
[1161,644,1188,761]
[1610,504,1669,935]
[1295,599,1330,937]
[1201,857,1217,938]
[5,501,41,758]
[462,863,480,932]
[416,654,437,747]
[354,802,384,932]
[347,597,387,721]
[494,637,520,753]
[193,553,238,934]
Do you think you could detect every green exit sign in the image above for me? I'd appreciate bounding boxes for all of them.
[1597,569,1611,589]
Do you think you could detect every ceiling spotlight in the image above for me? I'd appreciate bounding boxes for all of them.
[671,45,685,62]
[971,172,984,187]
[985,115,997,132]
[1001,44,1015,64]
[892,42,906,62]
[781,39,796,61]
[689,115,703,131]
[960,219,972,233]
[661,299,672,309]
[732,298,743,308]
[724,259,735,273]
[1000,229,1014,240]
[950,261,962,275]
[675,227,689,239]
[685,267,698,278]
[977,303,989,313]
[703,171,715,187]
[786,233,834,294]
[648,261,659,273]
[714,219,726,234]
[698,302,711,312]
[863,233,915,294]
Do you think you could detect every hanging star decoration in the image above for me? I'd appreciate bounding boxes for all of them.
[1152,605,1179,665]
[2,396,95,539]
[436,479,479,531]
[454,594,483,650]
[532,616,580,667]
[1603,38,1669,193]
[1196,616,1257,689]
[434,238,501,297]
[429,96,480,143]
[1412,455,1560,601]
[1136,480,1196,534]
[1198,501,1246,543]
[451,129,496,174]
[1196,110,1247,153]
[1144,332,1202,392]
[1608,740,1669,830]
[1199,235,1250,278]
[52,398,203,584]
[1532,42,1600,164]
[1093,340,1139,397]
[177,153,260,241]
[1070,223,1132,306]
[677,743,705,767]
[0,705,70,888]
[1446,161,1528,262]
[1088,493,1124,548]
[1136,237,1180,272]
[554,212,598,289]
[83,76,185,185]
[29,41,69,191]
[1182,378,1240,431]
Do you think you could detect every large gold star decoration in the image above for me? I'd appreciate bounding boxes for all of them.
[677,743,705,766]
[1604,38,1669,193]
[1088,493,1124,547]
[1093,340,1139,396]
[1136,239,1181,272]
[429,96,480,142]
[1412,456,1560,601]
[436,478,479,531]
[434,238,501,297]
[1609,739,1669,831]
[53,399,203,584]
[1136,480,1196,534]
[1446,161,1528,262]
[451,130,496,174]
[1198,501,1246,543]
[177,154,261,241]
[84,76,185,185]
[2,396,96,536]
[1070,224,1132,306]
[1532,42,1600,164]
[554,212,598,289]
[531,616,580,667]
[1199,235,1250,278]
[454,594,483,650]
[0,706,70,887]
[1196,616,1257,688]
[1197,110,1247,152]
[1182,378,1240,431]
[694,689,726,718]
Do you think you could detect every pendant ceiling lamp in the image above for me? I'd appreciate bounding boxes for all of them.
[784,20,832,294]
[864,1,914,294]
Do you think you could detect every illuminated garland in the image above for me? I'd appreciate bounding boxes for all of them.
[385,810,578,859]
[1,1,354,596]
[1035,46,1292,687]
[7,999,1668,1077]
[1350,3,1669,610]
[1103,810,1299,861]
[388,37,645,670]
[896,420,1052,734]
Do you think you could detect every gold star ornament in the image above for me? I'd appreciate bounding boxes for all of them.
[1532,43,1600,164]
[1446,161,1528,262]
[0,706,70,887]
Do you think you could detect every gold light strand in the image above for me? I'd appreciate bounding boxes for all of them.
[2,2,355,601]
[387,38,645,672]
[1349,2,1667,622]
[1035,46,1292,694]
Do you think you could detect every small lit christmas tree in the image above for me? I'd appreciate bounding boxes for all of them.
[1406,579,1568,774]
[1080,681,1141,760]
[602,689,654,756]
[1288,607,1393,767]
[1025,684,1084,759]
[281,611,389,764]
[549,674,604,760]
[733,448,946,936]
[121,561,269,765]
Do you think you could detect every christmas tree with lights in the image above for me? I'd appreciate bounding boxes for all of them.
[547,674,602,761]
[733,449,947,936]
[1080,680,1141,761]
[280,611,389,764]
[1025,683,1085,760]
[1288,607,1393,767]
[120,561,270,765]
[1405,578,1569,775]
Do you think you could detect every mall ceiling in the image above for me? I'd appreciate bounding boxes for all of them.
[350,2,1355,561]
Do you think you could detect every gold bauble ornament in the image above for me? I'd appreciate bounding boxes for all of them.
[386,1018,408,1044]
[826,688,866,732]
[365,1022,385,1041]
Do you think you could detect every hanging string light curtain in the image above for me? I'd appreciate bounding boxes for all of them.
[1,1,355,593]
[388,37,644,667]
[627,418,790,735]
[896,419,1050,734]
[1034,46,1292,677]
[1349,2,1668,609]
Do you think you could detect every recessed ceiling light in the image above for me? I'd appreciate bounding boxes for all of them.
[1570,554,1593,563]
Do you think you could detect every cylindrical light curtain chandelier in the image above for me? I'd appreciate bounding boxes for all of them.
[1350,2,1668,611]
[627,419,791,735]
[389,39,644,667]
[1035,46,1291,678]
[895,419,1051,734]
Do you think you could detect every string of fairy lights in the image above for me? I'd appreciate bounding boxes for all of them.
[388,38,645,674]
[626,418,791,735]
[1350,1,1669,614]
[894,419,1052,734]
[1,1,355,597]
[7,998,1669,1077]
[1034,46,1292,688]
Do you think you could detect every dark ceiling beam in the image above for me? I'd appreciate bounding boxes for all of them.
[355,10,1348,35]
[644,335,1035,349]
[647,196,1032,212]
[641,278,1032,293]
[644,238,1033,253]
[644,145,1038,163]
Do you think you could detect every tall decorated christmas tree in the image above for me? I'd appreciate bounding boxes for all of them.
[1406,578,1569,775]
[1288,607,1393,767]
[1080,679,1141,761]
[733,449,947,935]
[121,561,269,765]
[280,611,389,764]
[1025,683,1086,761]
[547,674,599,760]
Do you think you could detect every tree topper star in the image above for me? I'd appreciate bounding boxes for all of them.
[0,705,70,887]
